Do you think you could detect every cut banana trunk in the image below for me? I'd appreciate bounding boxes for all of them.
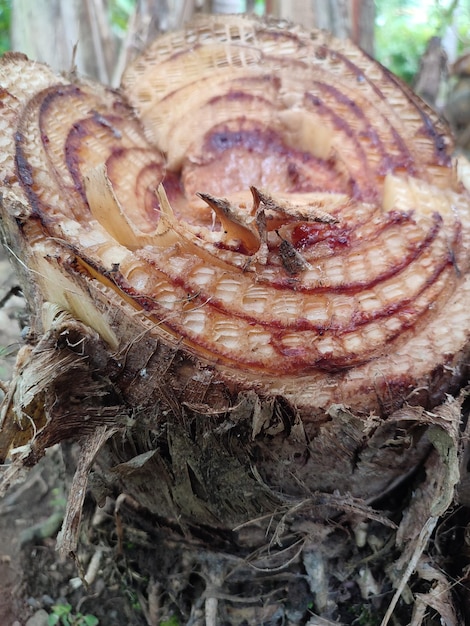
[0,17,469,504]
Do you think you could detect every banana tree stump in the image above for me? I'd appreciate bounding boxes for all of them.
[0,15,469,625]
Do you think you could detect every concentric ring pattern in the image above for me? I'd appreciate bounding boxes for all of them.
[3,15,470,416]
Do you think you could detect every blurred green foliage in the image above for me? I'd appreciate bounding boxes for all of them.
[375,0,470,83]
[0,0,10,55]
[375,0,435,83]
[108,0,135,36]
[159,617,180,626]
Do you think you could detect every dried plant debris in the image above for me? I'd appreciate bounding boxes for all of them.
[0,14,470,625]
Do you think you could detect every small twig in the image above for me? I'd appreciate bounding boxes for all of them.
[84,0,110,84]
[380,516,439,626]
[0,285,22,308]
[179,0,196,27]
[248,537,306,573]
[111,8,138,87]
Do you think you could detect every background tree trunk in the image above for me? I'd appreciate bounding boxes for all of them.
[312,0,375,55]
[267,0,375,55]
[11,0,115,82]
[10,0,198,84]
[266,0,315,28]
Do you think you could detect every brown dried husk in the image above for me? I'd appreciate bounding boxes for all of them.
[0,15,469,625]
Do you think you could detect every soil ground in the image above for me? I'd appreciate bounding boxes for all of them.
[0,446,152,626]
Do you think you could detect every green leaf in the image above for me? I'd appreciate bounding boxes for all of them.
[160,616,180,626]
[83,616,99,626]
[52,604,72,617]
